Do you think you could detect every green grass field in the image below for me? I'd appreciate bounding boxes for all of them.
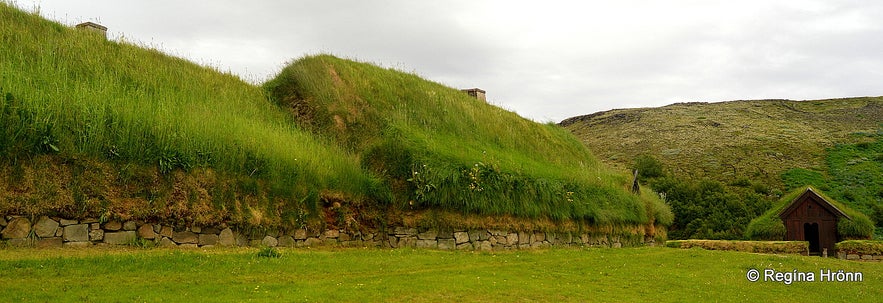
[0,247,880,302]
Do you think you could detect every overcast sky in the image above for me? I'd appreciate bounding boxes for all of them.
[19,0,883,122]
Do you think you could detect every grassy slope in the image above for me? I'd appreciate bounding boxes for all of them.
[561,98,882,188]
[0,4,377,226]
[0,246,881,302]
[265,55,670,226]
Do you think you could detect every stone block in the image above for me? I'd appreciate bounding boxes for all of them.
[180,244,199,249]
[399,236,416,248]
[456,243,473,250]
[218,228,235,246]
[7,238,32,247]
[33,216,59,238]
[506,233,518,246]
[104,231,136,245]
[55,228,64,237]
[436,228,454,239]
[387,235,398,248]
[416,239,438,249]
[199,234,219,246]
[63,224,90,242]
[138,224,157,240]
[261,236,278,247]
[861,254,874,260]
[454,232,470,244]
[304,237,322,247]
[438,239,455,250]
[847,254,860,260]
[394,227,417,236]
[468,230,481,242]
[2,217,31,239]
[190,226,202,233]
[323,229,340,239]
[158,237,177,248]
[122,221,137,231]
[612,242,622,248]
[339,232,351,241]
[103,221,122,231]
[172,231,198,244]
[418,229,438,240]
[294,229,307,240]
[477,241,492,251]
[81,218,98,224]
[278,236,295,247]
[36,237,63,248]
[89,229,104,241]
[160,226,173,238]
[59,218,78,226]
[63,241,91,248]
[91,223,100,230]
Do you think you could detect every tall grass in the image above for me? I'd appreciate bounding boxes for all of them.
[265,55,670,225]
[0,4,378,215]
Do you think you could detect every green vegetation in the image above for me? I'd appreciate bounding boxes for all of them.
[0,3,668,231]
[0,247,881,302]
[0,3,379,227]
[563,99,882,239]
[265,55,670,226]
[837,240,883,255]
[666,240,808,255]
[745,186,874,240]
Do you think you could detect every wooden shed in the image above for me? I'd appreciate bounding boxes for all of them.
[778,187,850,255]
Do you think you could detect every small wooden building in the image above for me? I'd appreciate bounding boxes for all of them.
[461,88,486,102]
[778,187,850,255]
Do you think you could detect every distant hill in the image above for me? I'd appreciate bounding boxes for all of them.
[561,98,882,189]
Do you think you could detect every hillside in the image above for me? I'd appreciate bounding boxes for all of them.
[0,3,669,234]
[0,3,377,227]
[561,98,882,188]
[562,98,882,239]
[265,55,670,228]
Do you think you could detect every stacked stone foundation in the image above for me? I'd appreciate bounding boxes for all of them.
[1,215,649,249]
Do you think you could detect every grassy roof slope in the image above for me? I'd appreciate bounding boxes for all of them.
[745,186,874,240]
[266,55,671,226]
[561,99,883,188]
[0,4,378,220]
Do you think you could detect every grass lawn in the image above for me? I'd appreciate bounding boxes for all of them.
[0,247,880,302]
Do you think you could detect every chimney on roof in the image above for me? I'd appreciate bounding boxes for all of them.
[75,22,107,39]
[461,88,486,102]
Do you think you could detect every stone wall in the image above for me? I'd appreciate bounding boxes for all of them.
[837,251,883,261]
[0,215,648,249]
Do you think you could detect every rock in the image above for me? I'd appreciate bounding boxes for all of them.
[160,226,173,238]
[36,237,63,248]
[180,244,199,249]
[63,241,91,248]
[339,232,351,242]
[199,234,219,246]
[436,228,454,239]
[304,237,322,247]
[136,224,156,239]
[2,217,31,239]
[418,230,438,240]
[323,229,340,239]
[293,229,307,240]
[123,221,137,231]
[861,254,874,260]
[153,224,162,234]
[262,236,278,247]
[90,223,100,230]
[518,232,531,245]
[103,221,122,231]
[438,239,456,250]
[456,243,473,250]
[81,218,98,224]
[477,241,493,251]
[55,228,63,237]
[63,224,90,242]
[847,254,860,260]
[218,228,235,246]
[32,216,59,238]
[8,238,32,247]
[89,229,105,241]
[506,233,518,246]
[398,237,416,248]
[612,242,622,248]
[454,232,470,244]
[235,233,249,247]
[158,237,177,248]
[59,218,78,226]
[201,227,220,235]
[278,236,295,247]
[104,231,136,245]
[394,227,417,236]
[534,232,545,243]
[190,226,202,233]
[172,231,198,244]
[416,239,438,249]
[387,235,398,248]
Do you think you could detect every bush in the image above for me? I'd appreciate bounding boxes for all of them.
[836,240,883,255]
